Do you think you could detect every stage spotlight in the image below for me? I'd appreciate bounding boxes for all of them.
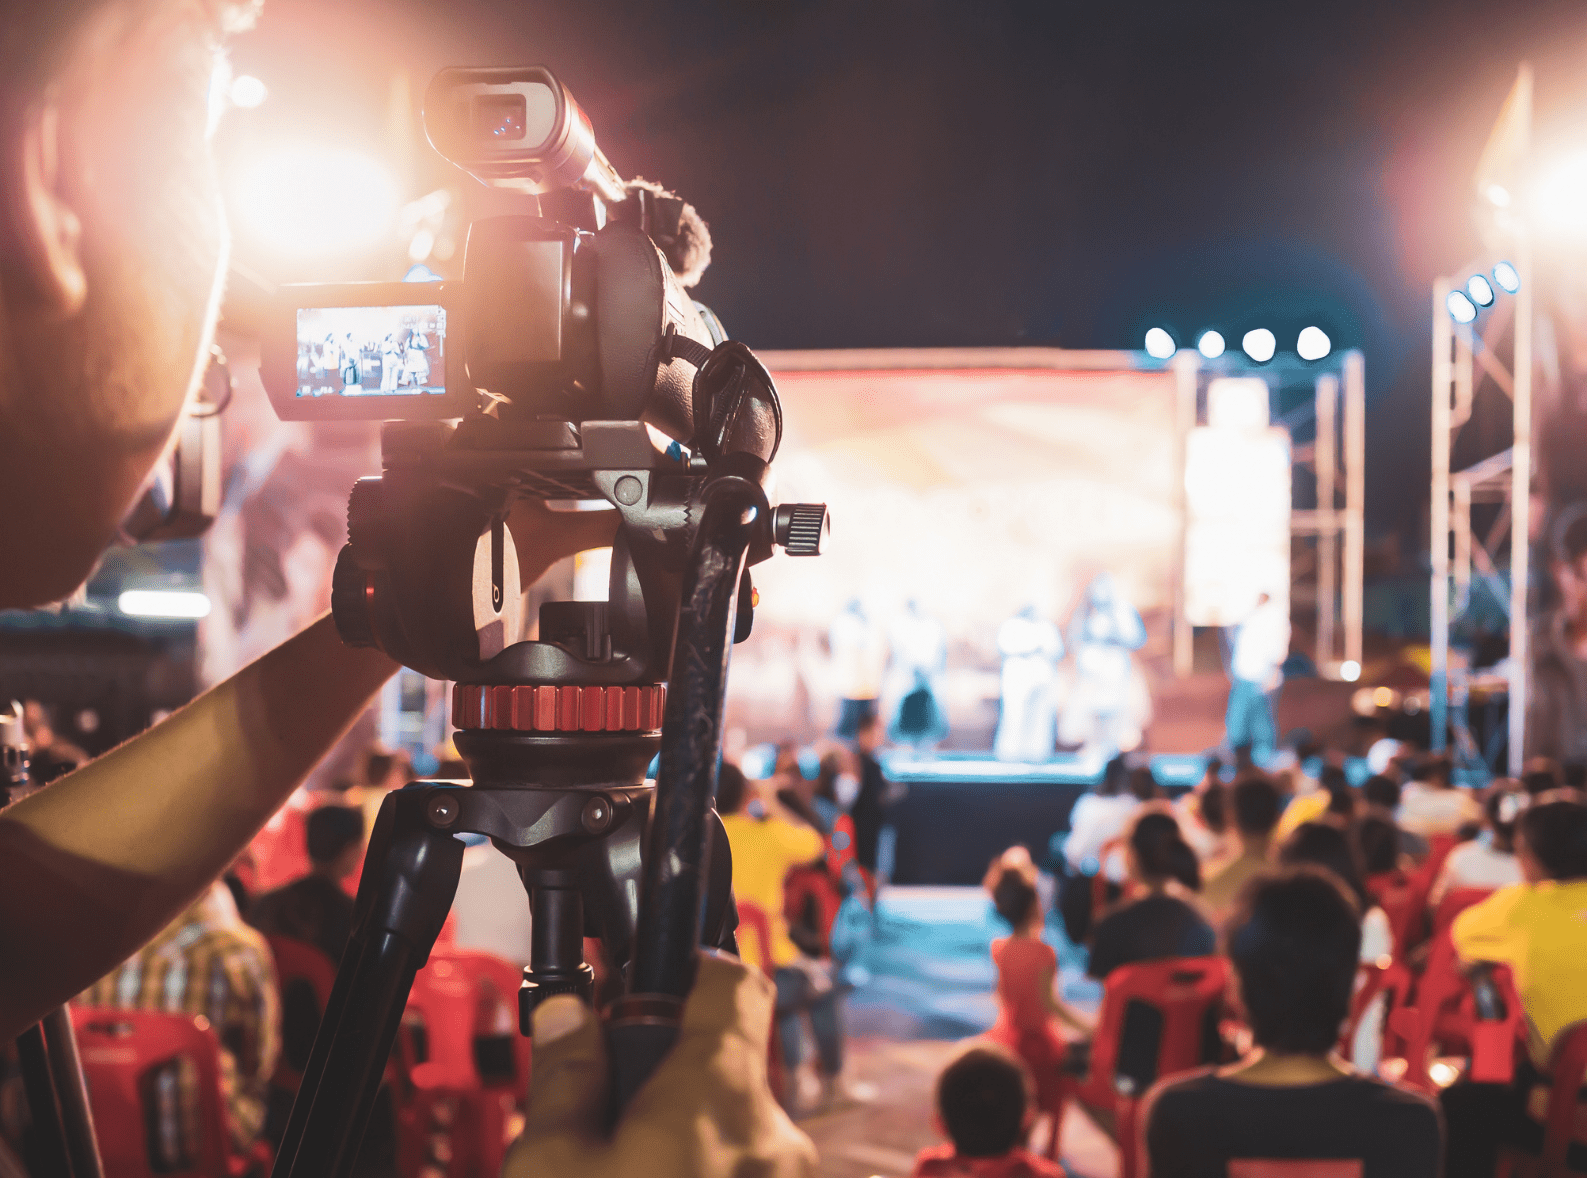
[1467,274,1495,307]
[231,144,400,257]
[1446,290,1477,324]
[1241,328,1275,363]
[1197,330,1226,359]
[1534,153,1587,240]
[118,590,212,619]
[1339,660,1361,682]
[230,74,268,108]
[1493,261,1520,294]
[1144,327,1176,359]
[1296,326,1331,361]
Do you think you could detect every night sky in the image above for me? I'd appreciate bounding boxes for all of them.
[227,0,1587,545]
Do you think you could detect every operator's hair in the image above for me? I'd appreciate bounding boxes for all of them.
[714,761,747,816]
[1129,809,1200,891]
[1362,774,1401,811]
[935,1043,1030,1158]
[1226,867,1361,1055]
[1231,775,1281,837]
[990,864,1038,930]
[0,0,258,97]
[306,805,364,866]
[1520,798,1587,881]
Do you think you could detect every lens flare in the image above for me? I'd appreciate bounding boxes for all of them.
[231,145,401,258]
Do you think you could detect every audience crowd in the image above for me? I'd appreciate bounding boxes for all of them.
[12,698,1587,1178]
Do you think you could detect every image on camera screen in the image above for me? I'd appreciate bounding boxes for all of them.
[296,305,446,398]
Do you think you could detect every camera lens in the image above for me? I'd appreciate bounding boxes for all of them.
[472,93,527,143]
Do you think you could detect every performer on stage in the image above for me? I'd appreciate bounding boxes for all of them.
[829,598,888,738]
[888,598,949,752]
[1225,589,1291,764]
[994,606,1063,762]
[1058,572,1148,758]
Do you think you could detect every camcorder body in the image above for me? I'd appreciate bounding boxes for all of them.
[266,68,826,1173]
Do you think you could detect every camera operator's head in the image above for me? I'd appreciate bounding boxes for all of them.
[0,0,256,609]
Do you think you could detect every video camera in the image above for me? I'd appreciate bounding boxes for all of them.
[262,68,827,1177]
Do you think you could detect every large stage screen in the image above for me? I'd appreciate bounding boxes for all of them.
[725,353,1182,752]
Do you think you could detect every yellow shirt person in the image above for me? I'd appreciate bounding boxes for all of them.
[1452,878,1587,1066]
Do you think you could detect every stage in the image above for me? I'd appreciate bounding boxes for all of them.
[877,750,1203,886]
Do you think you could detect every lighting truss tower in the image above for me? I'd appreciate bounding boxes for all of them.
[1430,65,1533,776]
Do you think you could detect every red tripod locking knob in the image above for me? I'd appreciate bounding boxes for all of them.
[451,682,666,733]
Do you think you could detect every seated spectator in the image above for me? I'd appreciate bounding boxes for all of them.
[1087,809,1215,981]
[1201,775,1281,921]
[1273,761,1334,842]
[1278,821,1393,964]
[1441,795,1587,1177]
[1361,774,1430,859]
[1398,753,1481,837]
[1520,756,1562,798]
[1175,756,1228,862]
[248,804,364,966]
[1140,868,1442,1178]
[1063,756,1140,879]
[1428,782,1524,907]
[716,762,861,1113]
[985,849,1092,1155]
[911,1043,1064,1178]
[1355,815,1403,879]
[81,880,280,1153]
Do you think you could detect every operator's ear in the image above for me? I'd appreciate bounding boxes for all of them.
[3,102,87,318]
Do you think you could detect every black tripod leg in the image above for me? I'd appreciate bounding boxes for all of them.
[15,1022,72,1178]
[42,1007,102,1178]
[272,786,465,1178]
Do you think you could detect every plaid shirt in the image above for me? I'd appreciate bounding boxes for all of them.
[80,882,280,1152]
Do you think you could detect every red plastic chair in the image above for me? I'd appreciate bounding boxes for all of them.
[1495,1021,1587,1178]
[1431,886,1494,938]
[1412,833,1461,892]
[1364,870,1426,959]
[1076,956,1230,1178]
[733,900,787,1105]
[1340,959,1413,1068]
[72,1006,249,1178]
[784,865,842,955]
[395,947,528,1178]
[265,936,337,1094]
[1388,927,1524,1092]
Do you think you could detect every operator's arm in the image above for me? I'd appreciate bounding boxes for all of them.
[0,615,395,1038]
[0,503,619,1040]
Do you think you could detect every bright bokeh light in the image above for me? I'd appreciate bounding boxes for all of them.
[1339,660,1361,682]
[231,145,400,257]
[1241,328,1275,363]
[1296,326,1331,361]
[1534,154,1587,240]
[230,74,267,108]
[119,590,212,619]
[1486,183,1511,208]
[1197,330,1226,359]
[1493,261,1520,294]
[1446,290,1477,324]
[1144,327,1176,359]
[1467,274,1495,307]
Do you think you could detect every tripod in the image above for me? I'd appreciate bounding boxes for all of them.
[272,473,821,1178]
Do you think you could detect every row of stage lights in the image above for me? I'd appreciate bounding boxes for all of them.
[1143,324,1333,364]
[1445,262,1521,325]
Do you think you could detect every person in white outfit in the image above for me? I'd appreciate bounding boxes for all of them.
[1225,591,1291,763]
[1059,572,1149,757]
[994,605,1063,762]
